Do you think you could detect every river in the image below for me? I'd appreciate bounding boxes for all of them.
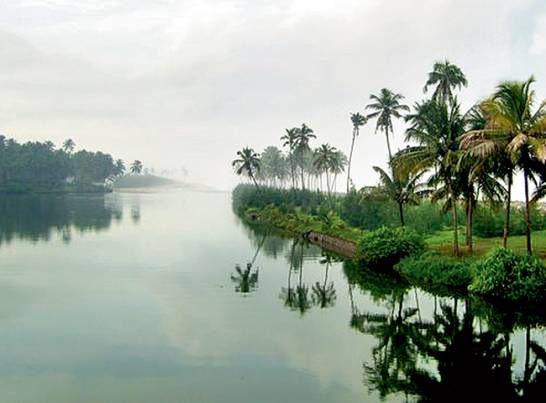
[0,190,543,402]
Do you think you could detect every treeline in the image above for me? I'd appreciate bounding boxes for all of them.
[0,136,144,193]
[233,184,546,238]
[232,60,546,256]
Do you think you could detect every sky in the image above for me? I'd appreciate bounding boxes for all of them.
[0,0,545,195]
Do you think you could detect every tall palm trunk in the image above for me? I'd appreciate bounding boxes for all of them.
[384,128,393,162]
[465,192,474,253]
[449,181,460,256]
[503,174,512,248]
[523,168,532,255]
[347,128,357,192]
[398,202,405,226]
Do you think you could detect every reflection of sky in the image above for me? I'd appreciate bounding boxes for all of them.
[0,190,543,402]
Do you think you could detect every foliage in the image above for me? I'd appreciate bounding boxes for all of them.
[359,226,425,268]
[0,135,123,193]
[469,248,546,303]
[395,251,473,290]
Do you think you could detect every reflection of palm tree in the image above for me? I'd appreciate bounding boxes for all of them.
[280,239,298,309]
[280,239,312,315]
[312,256,336,309]
[231,263,259,293]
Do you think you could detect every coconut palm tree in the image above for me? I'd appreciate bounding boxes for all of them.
[280,128,299,189]
[373,166,429,226]
[62,138,75,154]
[114,159,125,177]
[423,60,468,104]
[313,144,337,198]
[461,77,546,254]
[394,99,466,256]
[347,113,367,192]
[366,89,409,161]
[232,147,261,188]
[294,123,316,190]
[130,160,143,175]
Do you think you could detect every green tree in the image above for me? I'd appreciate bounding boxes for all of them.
[347,112,367,192]
[294,123,316,190]
[130,160,143,175]
[232,147,261,188]
[280,128,299,189]
[373,166,429,226]
[366,89,409,161]
[461,77,546,254]
[423,60,468,104]
[62,138,76,154]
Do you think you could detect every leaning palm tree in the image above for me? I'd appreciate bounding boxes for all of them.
[280,128,299,189]
[114,159,125,177]
[366,89,409,161]
[394,99,466,256]
[294,123,316,190]
[232,147,261,188]
[373,166,429,226]
[423,60,468,104]
[461,77,546,254]
[347,113,367,192]
[130,160,143,175]
[62,138,75,154]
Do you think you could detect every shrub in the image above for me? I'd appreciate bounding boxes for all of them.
[359,226,425,268]
[469,248,546,303]
[395,252,473,290]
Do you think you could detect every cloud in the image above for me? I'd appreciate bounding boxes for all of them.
[0,0,544,192]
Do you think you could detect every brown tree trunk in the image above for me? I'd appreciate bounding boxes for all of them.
[503,175,512,248]
[347,129,357,193]
[398,202,405,226]
[524,168,532,255]
[450,185,460,256]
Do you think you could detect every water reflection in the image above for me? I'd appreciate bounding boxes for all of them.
[0,194,129,246]
[312,255,337,309]
[231,263,259,294]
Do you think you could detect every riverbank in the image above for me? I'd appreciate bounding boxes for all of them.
[240,204,546,309]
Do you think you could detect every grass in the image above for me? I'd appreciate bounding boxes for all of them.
[426,228,546,259]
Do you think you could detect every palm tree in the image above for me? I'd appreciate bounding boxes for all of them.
[347,113,367,192]
[62,138,75,154]
[313,144,337,198]
[394,100,466,256]
[232,147,261,188]
[366,89,409,161]
[231,263,259,293]
[114,159,125,177]
[423,60,468,104]
[312,255,337,308]
[280,128,299,189]
[294,123,316,190]
[130,160,143,175]
[373,166,429,226]
[461,77,546,254]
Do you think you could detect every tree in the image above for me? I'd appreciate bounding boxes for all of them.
[461,77,546,254]
[62,138,75,154]
[294,123,316,190]
[423,60,468,104]
[373,166,429,226]
[366,89,409,161]
[394,100,466,256]
[232,147,261,188]
[280,128,299,189]
[114,159,125,177]
[347,113,367,192]
[259,146,288,187]
[313,144,337,198]
[130,160,143,175]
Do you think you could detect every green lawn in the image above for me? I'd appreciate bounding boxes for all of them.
[426,228,546,258]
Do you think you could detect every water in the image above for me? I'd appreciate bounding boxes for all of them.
[0,191,544,402]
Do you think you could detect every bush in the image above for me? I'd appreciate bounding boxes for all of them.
[469,248,546,303]
[359,226,425,268]
[395,252,473,290]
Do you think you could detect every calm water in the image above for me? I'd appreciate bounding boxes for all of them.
[0,190,544,402]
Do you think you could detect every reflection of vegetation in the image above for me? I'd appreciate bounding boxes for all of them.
[0,194,124,246]
[354,291,546,402]
[279,238,312,315]
[230,263,259,294]
[311,255,337,309]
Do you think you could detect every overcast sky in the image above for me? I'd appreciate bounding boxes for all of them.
[0,0,545,195]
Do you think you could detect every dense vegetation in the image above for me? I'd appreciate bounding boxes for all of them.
[0,135,143,193]
[232,60,546,258]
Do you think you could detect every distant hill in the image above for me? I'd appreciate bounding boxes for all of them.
[113,174,181,189]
